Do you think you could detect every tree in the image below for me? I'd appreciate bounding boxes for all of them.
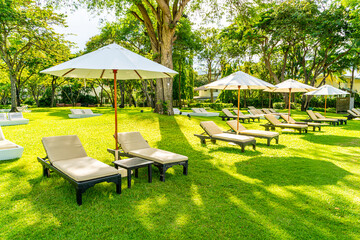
[80,0,191,114]
[0,0,68,111]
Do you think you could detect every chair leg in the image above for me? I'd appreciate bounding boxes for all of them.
[183,161,188,175]
[252,143,256,150]
[241,145,245,152]
[267,138,270,146]
[76,189,83,206]
[160,167,166,182]
[116,175,121,194]
[275,136,279,144]
[211,139,216,144]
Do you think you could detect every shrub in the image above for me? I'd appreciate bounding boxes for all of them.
[188,102,233,111]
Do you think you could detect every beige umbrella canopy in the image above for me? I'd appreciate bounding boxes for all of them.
[268,79,316,120]
[304,85,349,117]
[41,43,178,149]
[205,71,276,133]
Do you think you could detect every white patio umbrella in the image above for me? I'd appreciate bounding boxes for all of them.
[205,71,276,133]
[304,84,349,117]
[269,79,317,120]
[41,43,177,149]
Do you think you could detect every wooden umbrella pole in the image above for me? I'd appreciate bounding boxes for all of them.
[288,88,291,121]
[237,85,240,134]
[113,69,118,150]
[324,95,327,117]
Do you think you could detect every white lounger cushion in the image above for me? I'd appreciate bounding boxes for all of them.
[82,109,94,114]
[0,113,7,121]
[70,109,83,115]
[52,157,118,181]
[239,130,279,138]
[129,148,188,164]
[212,133,255,142]
[0,140,18,150]
[8,112,25,120]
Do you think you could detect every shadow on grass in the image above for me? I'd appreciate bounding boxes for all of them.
[301,134,360,147]
[236,157,350,186]
[4,110,360,239]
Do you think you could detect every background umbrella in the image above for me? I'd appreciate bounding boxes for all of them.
[205,71,276,133]
[41,43,177,149]
[304,85,349,117]
[270,79,316,120]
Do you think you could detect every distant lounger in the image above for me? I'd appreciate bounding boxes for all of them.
[68,109,102,118]
[226,120,279,146]
[233,109,260,122]
[0,112,29,126]
[108,132,188,182]
[188,108,219,117]
[262,114,308,134]
[0,126,24,161]
[306,110,339,126]
[219,109,250,122]
[194,121,256,152]
[314,112,347,125]
[16,105,31,112]
[347,110,360,120]
[280,115,322,131]
[38,135,121,205]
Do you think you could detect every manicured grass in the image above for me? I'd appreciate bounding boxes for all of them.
[1,107,359,239]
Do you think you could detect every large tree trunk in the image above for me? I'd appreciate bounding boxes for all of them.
[9,73,17,112]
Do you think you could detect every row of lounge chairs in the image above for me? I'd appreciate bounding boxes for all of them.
[0,126,24,161]
[38,132,188,205]
[69,109,102,118]
[0,112,29,126]
[189,108,219,117]
[220,109,260,122]
[306,110,346,125]
[347,108,360,120]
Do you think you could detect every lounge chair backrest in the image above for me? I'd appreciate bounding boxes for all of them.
[248,106,256,110]
[352,108,360,115]
[117,132,151,153]
[0,113,7,121]
[191,108,201,113]
[248,109,257,115]
[256,109,265,115]
[233,110,244,116]
[306,110,318,120]
[8,112,24,120]
[0,126,5,141]
[348,110,357,116]
[71,109,83,115]
[226,120,247,132]
[42,135,88,163]
[82,109,94,115]
[269,109,277,113]
[199,108,207,113]
[280,114,296,124]
[315,112,325,119]
[200,121,223,136]
[222,109,234,117]
[262,109,272,114]
[265,114,281,125]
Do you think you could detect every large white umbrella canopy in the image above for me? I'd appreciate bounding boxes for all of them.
[204,71,276,133]
[304,84,349,117]
[267,79,316,120]
[41,43,177,149]
[41,43,177,79]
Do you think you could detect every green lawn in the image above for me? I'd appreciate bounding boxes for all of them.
[1,107,359,239]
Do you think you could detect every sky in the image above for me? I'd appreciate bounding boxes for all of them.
[53,8,116,52]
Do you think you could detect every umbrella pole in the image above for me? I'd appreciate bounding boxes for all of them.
[288,88,291,121]
[113,70,118,150]
[237,86,240,134]
[324,95,327,117]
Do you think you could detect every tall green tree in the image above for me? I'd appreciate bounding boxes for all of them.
[0,0,68,111]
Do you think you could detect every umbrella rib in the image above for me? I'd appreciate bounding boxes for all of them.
[163,72,171,78]
[62,68,75,77]
[100,69,105,79]
[134,70,143,79]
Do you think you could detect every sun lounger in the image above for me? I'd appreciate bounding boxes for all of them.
[38,135,121,205]
[262,114,308,133]
[173,108,181,115]
[0,109,10,113]
[194,121,256,152]
[16,105,31,112]
[108,132,188,182]
[347,110,360,120]
[189,108,219,117]
[0,112,29,126]
[280,115,322,131]
[226,120,279,146]
[248,109,265,118]
[269,108,288,115]
[0,126,24,161]
[306,110,339,126]
[69,109,102,118]
[352,108,360,115]
[220,109,250,122]
[233,109,260,122]
[314,112,347,125]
